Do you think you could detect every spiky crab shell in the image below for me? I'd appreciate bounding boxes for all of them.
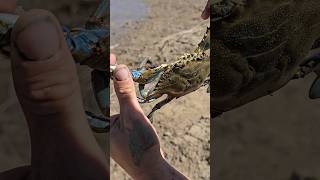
[212,0,320,116]
[137,52,210,101]
[212,0,246,22]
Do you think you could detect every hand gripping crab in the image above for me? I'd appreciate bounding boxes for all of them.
[111,27,210,120]
[0,0,109,133]
[212,0,320,117]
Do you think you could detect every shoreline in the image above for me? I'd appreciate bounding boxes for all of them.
[110,0,149,46]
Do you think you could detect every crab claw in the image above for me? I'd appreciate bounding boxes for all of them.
[137,84,157,103]
[136,72,162,103]
[137,57,152,71]
[92,70,109,117]
[0,13,17,35]
[137,96,156,104]
[88,70,109,133]
[86,111,109,133]
[195,27,210,53]
[0,13,18,52]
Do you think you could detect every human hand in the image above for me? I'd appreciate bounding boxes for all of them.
[109,54,188,180]
[201,0,210,20]
[0,7,108,180]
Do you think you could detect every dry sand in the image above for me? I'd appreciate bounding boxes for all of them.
[214,74,320,180]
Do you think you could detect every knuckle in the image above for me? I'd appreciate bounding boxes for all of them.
[117,85,134,97]
[25,80,76,102]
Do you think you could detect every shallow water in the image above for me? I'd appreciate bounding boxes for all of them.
[110,0,148,45]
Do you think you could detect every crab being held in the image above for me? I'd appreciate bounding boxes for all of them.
[111,27,210,121]
[212,0,320,117]
[0,0,109,133]
[212,0,246,21]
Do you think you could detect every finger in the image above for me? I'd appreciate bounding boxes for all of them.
[113,64,143,113]
[11,9,79,116]
[110,53,116,65]
[10,9,108,178]
[201,0,210,20]
[0,0,17,13]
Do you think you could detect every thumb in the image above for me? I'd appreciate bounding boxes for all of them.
[201,0,210,20]
[113,65,143,113]
[10,9,81,117]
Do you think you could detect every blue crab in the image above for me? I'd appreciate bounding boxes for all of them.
[212,0,320,117]
[0,0,109,133]
[111,27,210,120]
[212,0,246,21]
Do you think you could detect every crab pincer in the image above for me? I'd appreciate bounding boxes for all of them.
[111,27,211,121]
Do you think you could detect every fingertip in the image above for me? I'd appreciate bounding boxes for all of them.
[113,65,139,106]
[11,9,62,61]
[110,54,116,65]
[114,65,130,81]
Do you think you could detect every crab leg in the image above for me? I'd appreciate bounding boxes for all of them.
[195,27,210,53]
[147,96,174,122]
[92,70,109,116]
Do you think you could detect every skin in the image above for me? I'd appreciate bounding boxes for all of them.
[109,2,210,178]
[110,55,188,180]
[0,1,209,179]
[201,0,210,20]
[0,3,109,180]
